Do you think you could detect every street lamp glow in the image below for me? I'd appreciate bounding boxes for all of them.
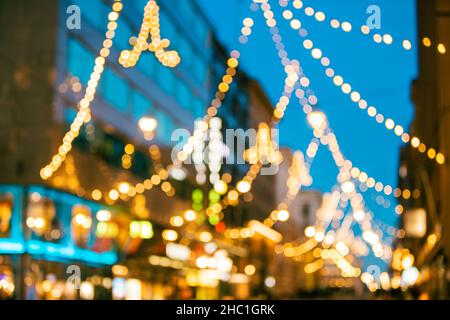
[307,111,326,129]
[138,116,158,133]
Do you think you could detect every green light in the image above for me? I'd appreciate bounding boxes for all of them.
[193,203,203,211]
[209,190,220,204]
[209,213,220,226]
[192,189,203,203]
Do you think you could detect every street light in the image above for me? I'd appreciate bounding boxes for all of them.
[138,116,158,141]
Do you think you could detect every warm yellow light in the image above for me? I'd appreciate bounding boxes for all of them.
[353,210,365,222]
[91,189,102,201]
[162,229,178,242]
[109,189,119,201]
[214,180,228,195]
[244,264,256,276]
[305,226,316,238]
[437,43,446,54]
[307,111,326,129]
[118,182,131,194]
[411,137,420,148]
[277,210,290,222]
[170,216,184,227]
[184,210,196,222]
[237,181,251,194]
[138,116,158,133]
[436,153,445,165]
[198,231,213,243]
[96,210,111,222]
[341,181,355,194]
[124,144,135,155]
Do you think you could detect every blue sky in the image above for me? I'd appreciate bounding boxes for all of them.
[197,0,418,268]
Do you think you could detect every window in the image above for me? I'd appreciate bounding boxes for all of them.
[0,194,13,238]
[102,67,130,114]
[132,90,153,122]
[73,0,105,30]
[138,52,156,78]
[64,107,77,124]
[26,197,60,242]
[178,36,193,70]
[193,56,207,84]
[193,98,204,119]
[71,205,92,249]
[67,39,95,84]
[115,20,133,50]
[157,64,176,95]
[176,81,192,112]
[155,110,169,143]
[159,11,178,48]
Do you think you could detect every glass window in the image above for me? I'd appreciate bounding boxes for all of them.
[193,56,207,84]
[132,90,153,122]
[157,65,176,95]
[159,11,178,48]
[67,39,94,85]
[176,81,192,112]
[64,107,77,124]
[71,205,92,249]
[138,52,156,78]
[102,67,130,113]
[165,117,175,145]
[0,193,13,238]
[72,0,104,30]
[26,197,60,242]
[155,110,169,143]
[193,98,204,119]
[115,20,133,50]
[178,36,193,70]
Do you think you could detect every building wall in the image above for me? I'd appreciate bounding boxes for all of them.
[399,0,450,299]
[0,0,59,184]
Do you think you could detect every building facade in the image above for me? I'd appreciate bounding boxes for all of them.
[0,0,279,300]
[397,0,450,299]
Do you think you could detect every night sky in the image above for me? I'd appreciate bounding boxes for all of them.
[197,0,418,269]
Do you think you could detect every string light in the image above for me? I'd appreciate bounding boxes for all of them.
[118,0,180,68]
[40,0,124,180]
[281,11,446,166]
[287,0,447,55]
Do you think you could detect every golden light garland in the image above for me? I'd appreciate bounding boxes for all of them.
[226,143,316,239]
[257,0,430,205]
[40,0,124,181]
[118,0,180,68]
[280,11,446,166]
[285,0,447,55]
